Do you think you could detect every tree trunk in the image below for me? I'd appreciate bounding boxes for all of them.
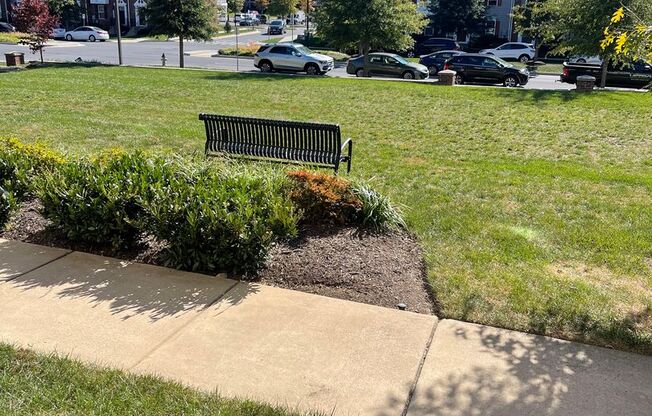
[361,41,370,77]
[599,56,609,89]
[39,47,43,63]
[179,35,184,68]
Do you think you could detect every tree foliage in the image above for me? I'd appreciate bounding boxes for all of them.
[314,0,426,55]
[254,0,269,13]
[428,0,486,36]
[47,0,82,28]
[266,0,295,17]
[525,0,649,58]
[227,0,244,15]
[513,0,556,55]
[12,0,59,63]
[143,0,217,68]
[602,6,652,62]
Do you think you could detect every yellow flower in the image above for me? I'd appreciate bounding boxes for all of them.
[610,7,624,24]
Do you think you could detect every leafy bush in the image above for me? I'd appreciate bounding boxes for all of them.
[352,182,405,230]
[35,151,171,249]
[0,186,15,229]
[142,163,298,274]
[287,170,362,225]
[35,149,298,272]
[0,137,65,200]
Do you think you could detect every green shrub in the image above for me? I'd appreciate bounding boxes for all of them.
[0,137,65,200]
[35,151,172,250]
[142,163,298,274]
[352,182,405,230]
[0,186,15,229]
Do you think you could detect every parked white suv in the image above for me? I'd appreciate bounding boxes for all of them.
[254,43,335,75]
[480,42,535,63]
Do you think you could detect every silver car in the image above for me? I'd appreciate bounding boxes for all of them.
[254,43,335,75]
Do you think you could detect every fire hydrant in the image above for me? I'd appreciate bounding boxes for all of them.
[161,53,167,67]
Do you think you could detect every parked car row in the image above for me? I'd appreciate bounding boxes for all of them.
[346,50,529,87]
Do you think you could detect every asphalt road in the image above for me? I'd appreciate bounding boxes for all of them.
[1,29,574,91]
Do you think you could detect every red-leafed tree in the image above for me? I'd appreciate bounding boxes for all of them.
[12,0,59,63]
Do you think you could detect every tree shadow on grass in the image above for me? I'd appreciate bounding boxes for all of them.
[200,71,330,83]
[385,321,652,416]
[6,249,256,322]
[491,87,584,103]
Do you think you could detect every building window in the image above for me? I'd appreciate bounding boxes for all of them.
[486,0,499,6]
[486,18,497,35]
[98,5,105,19]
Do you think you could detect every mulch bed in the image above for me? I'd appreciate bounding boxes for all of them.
[2,200,435,315]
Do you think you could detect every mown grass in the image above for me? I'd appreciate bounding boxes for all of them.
[1,65,651,353]
[0,343,315,415]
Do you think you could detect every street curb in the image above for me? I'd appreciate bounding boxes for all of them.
[209,54,254,60]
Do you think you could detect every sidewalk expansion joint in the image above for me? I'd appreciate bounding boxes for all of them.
[129,279,241,370]
[401,318,438,416]
[5,250,73,282]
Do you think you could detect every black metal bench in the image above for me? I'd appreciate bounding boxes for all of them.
[199,114,353,174]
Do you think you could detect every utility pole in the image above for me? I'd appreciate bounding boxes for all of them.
[115,0,123,65]
[235,17,239,71]
[305,0,310,42]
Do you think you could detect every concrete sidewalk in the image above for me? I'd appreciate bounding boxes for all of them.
[0,238,650,415]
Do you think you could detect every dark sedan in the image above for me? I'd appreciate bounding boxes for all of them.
[419,50,465,75]
[444,54,530,87]
[346,53,430,80]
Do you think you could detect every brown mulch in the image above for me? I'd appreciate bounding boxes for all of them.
[2,200,436,315]
[1,200,167,264]
[257,226,436,315]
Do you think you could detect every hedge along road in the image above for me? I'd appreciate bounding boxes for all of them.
[0,40,575,91]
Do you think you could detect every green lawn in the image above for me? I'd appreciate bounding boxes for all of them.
[2,65,651,353]
[0,343,315,415]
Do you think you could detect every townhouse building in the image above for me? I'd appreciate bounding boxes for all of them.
[485,0,525,41]
[1,0,17,23]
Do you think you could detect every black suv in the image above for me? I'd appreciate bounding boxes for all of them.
[414,38,460,57]
[419,50,464,75]
[445,54,529,87]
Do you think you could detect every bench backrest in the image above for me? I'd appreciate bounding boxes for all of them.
[200,114,342,167]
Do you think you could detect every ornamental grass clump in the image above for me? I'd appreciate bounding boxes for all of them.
[352,182,406,230]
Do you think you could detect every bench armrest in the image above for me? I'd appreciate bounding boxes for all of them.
[340,138,353,174]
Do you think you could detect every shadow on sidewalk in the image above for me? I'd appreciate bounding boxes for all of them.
[381,322,651,416]
[7,252,256,322]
